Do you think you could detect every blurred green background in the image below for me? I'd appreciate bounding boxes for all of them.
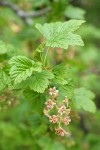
[0,0,100,150]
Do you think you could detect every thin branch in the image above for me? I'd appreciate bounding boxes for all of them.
[0,0,51,25]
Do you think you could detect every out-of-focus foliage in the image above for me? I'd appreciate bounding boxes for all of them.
[74,88,96,113]
[0,0,100,150]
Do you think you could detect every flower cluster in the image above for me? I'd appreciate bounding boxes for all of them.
[43,87,71,136]
[0,93,19,112]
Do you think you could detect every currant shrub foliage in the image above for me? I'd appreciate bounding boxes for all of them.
[74,88,96,113]
[0,20,96,116]
[35,20,85,49]
[9,56,42,84]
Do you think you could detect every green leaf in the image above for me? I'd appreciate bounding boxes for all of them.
[59,79,74,99]
[0,69,9,91]
[9,79,30,90]
[35,20,85,49]
[52,64,74,99]
[0,41,16,56]
[65,5,86,19]
[73,88,96,113]
[53,77,68,85]
[53,64,71,85]
[9,56,42,84]
[32,62,42,72]
[29,70,54,93]
[0,40,7,54]
[65,33,84,46]
[23,89,46,113]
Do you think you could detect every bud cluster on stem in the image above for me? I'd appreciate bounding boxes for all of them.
[43,87,71,136]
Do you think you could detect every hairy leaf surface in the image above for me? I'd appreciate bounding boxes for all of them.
[9,56,42,84]
[29,70,54,93]
[53,64,71,85]
[35,20,85,49]
[59,80,74,99]
[23,89,46,113]
[74,88,96,113]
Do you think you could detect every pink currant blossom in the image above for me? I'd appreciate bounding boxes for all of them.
[49,87,58,96]
[64,116,71,125]
[45,99,56,109]
[43,86,72,136]
[49,115,59,123]
[58,105,66,115]
[55,127,69,136]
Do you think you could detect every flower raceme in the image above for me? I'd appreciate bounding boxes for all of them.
[43,87,71,136]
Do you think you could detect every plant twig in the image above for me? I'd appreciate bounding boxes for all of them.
[0,0,51,25]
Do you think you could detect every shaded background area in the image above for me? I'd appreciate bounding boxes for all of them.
[0,0,100,150]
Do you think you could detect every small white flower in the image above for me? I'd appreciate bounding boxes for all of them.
[49,87,59,96]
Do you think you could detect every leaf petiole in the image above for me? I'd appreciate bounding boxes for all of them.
[43,47,50,67]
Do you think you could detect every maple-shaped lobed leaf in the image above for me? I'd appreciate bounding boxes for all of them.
[23,89,46,113]
[35,20,85,49]
[9,56,42,84]
[52,64,71,85]
[73,88,96,113]
[29,70,54,93]
[59,79,75,99]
